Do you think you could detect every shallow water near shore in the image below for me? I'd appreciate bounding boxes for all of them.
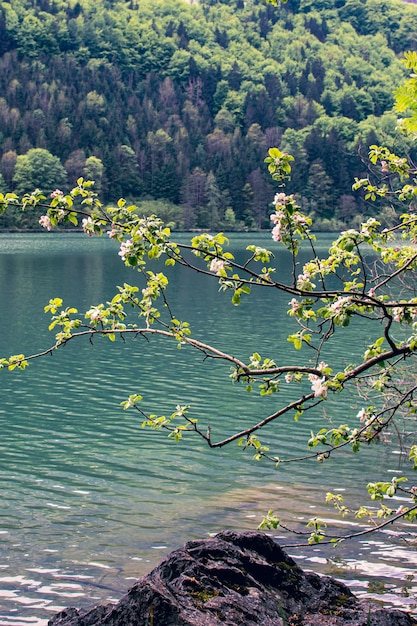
[0,232,416,625]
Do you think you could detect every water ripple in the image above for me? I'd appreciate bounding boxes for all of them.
[0,233,415,621]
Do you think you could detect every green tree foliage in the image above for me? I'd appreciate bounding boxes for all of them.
[395,51,417,134]
[12,148,67,196]
[0,0,416,229]
[83,155,104,194]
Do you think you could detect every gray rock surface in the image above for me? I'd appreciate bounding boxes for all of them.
[48,530,416,626]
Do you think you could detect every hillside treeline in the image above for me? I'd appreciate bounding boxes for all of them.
[0,0,416,230]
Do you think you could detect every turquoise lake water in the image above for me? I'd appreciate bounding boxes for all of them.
[0,232,416,624]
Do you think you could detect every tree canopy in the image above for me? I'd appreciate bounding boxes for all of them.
[0,0,416,229]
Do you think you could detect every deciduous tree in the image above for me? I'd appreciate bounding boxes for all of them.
[12,148,67,196]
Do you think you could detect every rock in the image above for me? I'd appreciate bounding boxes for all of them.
[48,530,416,626]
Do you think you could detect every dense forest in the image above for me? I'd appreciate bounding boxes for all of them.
[0,0,416,230]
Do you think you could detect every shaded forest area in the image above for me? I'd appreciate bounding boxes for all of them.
[0,0,416,230]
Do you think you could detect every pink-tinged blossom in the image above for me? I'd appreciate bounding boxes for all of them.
[381,161,390,173]
[317,361,328,372]
[356,408,367,423]
[309,375,328,398]
[119,239,133,261]
[285,373,293,384]
[270,209,285,223]
[87,307,101,322]
[50,189,63,198]
[270,208,287,242]
[330,296,351,314]
[297,270,312,290]
[273,192,287,205]
[108,228,118,239]
[272,224,282,242]
[273,192,294,207]
[367,287,376,298]
[289,298,299,313]
[210,258,226,275]
[392,307,403,322]
[39,215,52,231]
[395,505,408,515]
[82,217,94,235]
[292,213,307,225]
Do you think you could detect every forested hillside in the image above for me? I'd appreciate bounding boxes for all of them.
[0,0,416,230]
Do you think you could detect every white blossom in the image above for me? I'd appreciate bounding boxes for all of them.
[87,307,101,322]
[39,215,52,231]
[392,307,403,322]
[82,217,94,235]
[356,408,367,423]
[209,258,226,275]
[289,298,299,313]
[272,224,282,242]
[330,296,351,314]
[292,213,307,225]
[309,374,328,398]
[119,239,133,261]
